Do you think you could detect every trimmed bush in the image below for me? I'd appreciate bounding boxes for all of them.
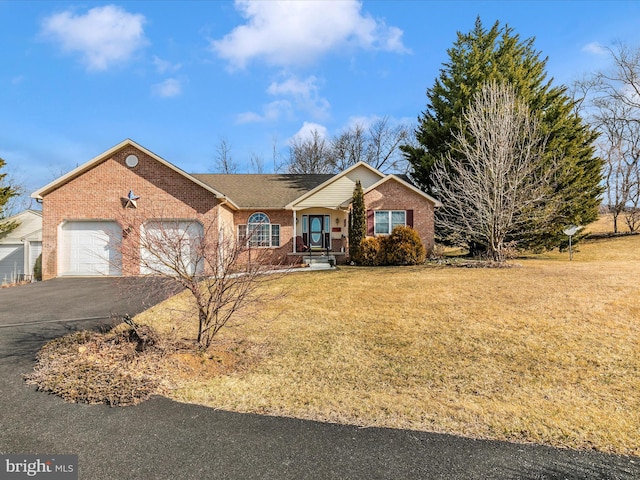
[358,237,383,266]
[380,226,426,266]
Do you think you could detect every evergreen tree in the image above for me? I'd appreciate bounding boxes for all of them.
[348,180,367,263]
[0,158,19,237]
[402,18,603,251]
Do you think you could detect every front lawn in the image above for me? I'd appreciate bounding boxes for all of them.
[135,233,640,456]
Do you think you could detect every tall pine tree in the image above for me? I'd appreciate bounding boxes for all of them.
[0,158,19,237]
[402,18,602,251]
[348,180,366,263]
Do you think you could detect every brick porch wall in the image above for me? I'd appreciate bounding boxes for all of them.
[364,180,436,253]
[41,146,220,279]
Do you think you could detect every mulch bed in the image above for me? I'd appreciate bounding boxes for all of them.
[24,324,261,407]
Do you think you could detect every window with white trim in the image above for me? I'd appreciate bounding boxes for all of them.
[238,212,280,247]
[374,210,406,235]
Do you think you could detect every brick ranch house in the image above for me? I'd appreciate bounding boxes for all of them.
[31,139,441,280]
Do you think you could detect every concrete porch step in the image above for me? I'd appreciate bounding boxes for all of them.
[306,254,336,269]
[309,262,334,270]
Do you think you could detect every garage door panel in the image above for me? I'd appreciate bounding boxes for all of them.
[141,221,204,275]
[61,222,122,276]
[0,245,24,283]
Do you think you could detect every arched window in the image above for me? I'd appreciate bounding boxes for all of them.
[238,212,280,247]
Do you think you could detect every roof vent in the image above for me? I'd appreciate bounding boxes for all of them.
[125,155,139,168]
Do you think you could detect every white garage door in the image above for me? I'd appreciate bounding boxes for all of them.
[140,221,204,275]
[60,221,122,276]
[0,244,24,283]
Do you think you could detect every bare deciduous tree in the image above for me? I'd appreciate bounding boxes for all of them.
[213,137,238,174]
[249,151,265,174]
[431,81,556,261]
[286,118,411,174]
[330,124,367,172]
[363,117,410,173]
[286,129,334,174]
[595,101,640,232]
[120,213,285,348]
[574,43,640,233]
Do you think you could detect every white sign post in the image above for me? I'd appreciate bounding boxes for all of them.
[562,225,582,261]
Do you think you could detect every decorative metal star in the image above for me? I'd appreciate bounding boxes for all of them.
[125,189,140,208]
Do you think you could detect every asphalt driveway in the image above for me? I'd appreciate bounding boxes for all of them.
[0,278,638,479]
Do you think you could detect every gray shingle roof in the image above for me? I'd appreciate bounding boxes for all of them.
[192,174,334,208]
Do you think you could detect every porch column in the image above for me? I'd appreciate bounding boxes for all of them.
[292,210,297,253]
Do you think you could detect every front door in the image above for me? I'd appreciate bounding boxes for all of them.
[309,215,324,249]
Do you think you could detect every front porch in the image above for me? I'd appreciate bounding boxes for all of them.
[290,208,350,256]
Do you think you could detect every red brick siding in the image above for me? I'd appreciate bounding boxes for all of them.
[233,209,297,265]
[363,180,436,253]
[41,146,220,279]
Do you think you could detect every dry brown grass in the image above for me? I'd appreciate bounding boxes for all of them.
[585,213,635,234]
[133,228,640,456]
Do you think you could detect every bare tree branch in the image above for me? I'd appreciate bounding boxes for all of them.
[575,42,640,232]
[119,210,287,348]
[213,137,238,174]
[431,81,556,261]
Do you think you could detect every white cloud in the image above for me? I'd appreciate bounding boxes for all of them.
[267,74,330,119]
[583,42,608,55]
[291,121,328,142]
[152,78,182,98]
[153,56,182,74]
[41,5,148,71]
[236,99,293,124]
[236,74,330,124]
[211,0,407,69]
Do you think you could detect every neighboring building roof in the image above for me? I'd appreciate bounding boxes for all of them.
[193,174,333,209]
[0,209,43,244]
[31,139,238,208]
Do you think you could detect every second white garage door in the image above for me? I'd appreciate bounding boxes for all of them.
[140,221,204,275]
[60,221,122,276]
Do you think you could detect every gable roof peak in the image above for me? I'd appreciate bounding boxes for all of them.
[31,139,237,208]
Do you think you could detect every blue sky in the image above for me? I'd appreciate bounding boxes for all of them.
[2,0,640,209]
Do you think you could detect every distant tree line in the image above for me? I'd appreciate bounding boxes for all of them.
[573,43,640,233]
[286,116,411,174]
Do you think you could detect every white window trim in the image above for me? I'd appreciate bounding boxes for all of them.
[238,212,281,248]
[374,210,406,236]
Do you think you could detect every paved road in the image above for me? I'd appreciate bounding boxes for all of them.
[0,279,638,479]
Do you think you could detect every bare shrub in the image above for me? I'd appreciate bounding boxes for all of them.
[118,209,288,349]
